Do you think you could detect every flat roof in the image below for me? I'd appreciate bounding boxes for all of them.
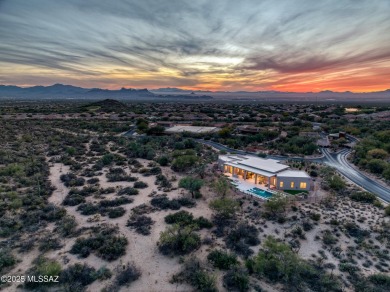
[165,125,218,133]
[225,162,276,178]
[238,156,289,173]
[220,154,289,174]
[277,169,310,178]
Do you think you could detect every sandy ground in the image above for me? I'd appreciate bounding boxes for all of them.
[44,159,216,292]
[5,154,388,291]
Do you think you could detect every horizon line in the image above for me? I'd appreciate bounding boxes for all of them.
[1,83,389,94]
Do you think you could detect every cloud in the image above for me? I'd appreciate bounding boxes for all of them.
[0,0,389,91]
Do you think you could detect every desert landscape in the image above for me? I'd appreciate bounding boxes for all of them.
[1,103,389,292]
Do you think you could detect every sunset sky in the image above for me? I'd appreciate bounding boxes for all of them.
[1,0,390,92]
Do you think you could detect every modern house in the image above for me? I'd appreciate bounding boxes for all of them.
[218,155,311,191]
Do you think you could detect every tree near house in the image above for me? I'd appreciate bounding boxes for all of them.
[213,176,230,197]
[209,197,239,219]
[179,177,204,198]
[263,193,289,218]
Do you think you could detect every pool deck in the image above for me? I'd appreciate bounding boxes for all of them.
[225,173,278,200]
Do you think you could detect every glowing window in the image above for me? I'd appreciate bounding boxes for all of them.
[290,182,295,188]
[300,182,307,189]
[279,181,284,187]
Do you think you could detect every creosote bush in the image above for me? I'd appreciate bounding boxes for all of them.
[158,224,201,256]
[164,210,213,229]
[171,257,217,292]
[70,225,128,261]
[207,250,238,270]
[127,214,154,235]
[223,267,250,292]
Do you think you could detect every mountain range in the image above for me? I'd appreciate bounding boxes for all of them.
[0,84,389,102]
[0,84,213,100]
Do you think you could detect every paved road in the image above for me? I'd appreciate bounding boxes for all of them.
[321,148,390,202]
[197,139,390,201]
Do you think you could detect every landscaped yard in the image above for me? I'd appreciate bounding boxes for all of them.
[284,190,309,195]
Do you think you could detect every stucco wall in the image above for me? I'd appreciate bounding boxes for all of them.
[276,176,311,191]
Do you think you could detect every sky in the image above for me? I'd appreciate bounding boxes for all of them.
[0,0,390,92]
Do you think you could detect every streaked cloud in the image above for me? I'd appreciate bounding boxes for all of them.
[0,0,389,91]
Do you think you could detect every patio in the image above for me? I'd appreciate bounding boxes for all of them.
[224,172,277,199]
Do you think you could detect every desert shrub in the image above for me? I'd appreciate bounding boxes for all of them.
[106,172,137,182]
[171,257,217,292]
[87,177,99,184]
[63,186,99,206]
[157,156,169,166]
[151,195,171,209]
[339,263,360,274]
[127,214,154,235]
[165,210,194,225]
[70,226,128,261]
[60,263,98,286]
[134,181,148,189]
[291,226,305,239]
[171,155,199,172]
[100,187,116,194]
[159,224,201,256]
[165,211,213,229]
[0,249,16,273]
[210,197,239,219]
[195,216,213,229]
[19,239,35,253]
[40,204,66,222]
[322,230,338,245]
[63,194,85,206]
[155,174,172,188]
[326,174,346,191]
[60,173,85,187]
[108,207,126,218]
[344,222,369,240]
[131,203,156,215]
[99,197,132,207]
[350,191,377,204]
[0,216,21,237]
[177,197,196,208]
[263,193,289,218]
[69,186,99,197]
[24,257,62,289]
[168,199,181,210]
[55,215,78,237]
[223,267,250,292]
[248,236,341,291]
[367,273,390,290]
[118,187,139,196]
[141,166,162,176]
[150,195,189,210]
[115,262,142,287]
[207,250,238,270]
[39,237,63,252]
[385,205,390,216]
[95,267,112,280]
[77,203,99,215]
[226,223,260,258]
[302,220,313,231]
[309,212,321,221]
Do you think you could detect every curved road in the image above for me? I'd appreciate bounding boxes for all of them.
[197,139,390,201]
[321,148,390,202]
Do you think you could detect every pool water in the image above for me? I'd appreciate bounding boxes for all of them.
[248,187,273,199]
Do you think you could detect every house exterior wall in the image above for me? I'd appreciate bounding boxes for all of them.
[275,176,311,191]
[217,158,226,170]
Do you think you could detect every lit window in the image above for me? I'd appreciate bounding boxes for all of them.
[290,182,295,188]
[279,181,284,188]
[300,182,307,189]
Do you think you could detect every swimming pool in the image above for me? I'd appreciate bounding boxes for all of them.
[248,187,273,199]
